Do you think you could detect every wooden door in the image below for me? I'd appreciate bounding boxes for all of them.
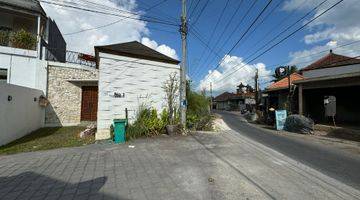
[81,86,98,121]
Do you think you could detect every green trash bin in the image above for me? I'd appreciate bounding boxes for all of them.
[113,119,127,144]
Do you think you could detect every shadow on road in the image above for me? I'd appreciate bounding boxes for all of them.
[0,172,130,199]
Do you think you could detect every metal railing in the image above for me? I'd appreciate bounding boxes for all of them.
[66,50,96,68]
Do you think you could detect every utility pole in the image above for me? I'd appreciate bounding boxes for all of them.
[254,69,259,109]
[210,82,213,111]
[180,0,187,127]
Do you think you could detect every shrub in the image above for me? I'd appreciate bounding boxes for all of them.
[186,81,213,130]
[126,107,166,140]
[10,29,37,50]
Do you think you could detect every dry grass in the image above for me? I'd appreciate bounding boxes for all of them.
[0,127,94,155]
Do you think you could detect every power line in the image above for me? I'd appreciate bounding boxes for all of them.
[188,29,223,60]
[189,0,201,19]
[240,0,285,47]
[265,40,360,69]
[194,0,259,79]
[188,0,195,14]
[190,0,230,76]
[40,0,178,26]
[190,0,210,27]
[245,0,329,61]
[191,0,244,78]
[63,0,173,35]
[250,0,310,51]
[212,0,344,87]
[136,0,179,22]
[212,0,274,72]
[207,0,331,84]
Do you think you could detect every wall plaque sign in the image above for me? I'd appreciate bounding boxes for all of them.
[114,92,125,98]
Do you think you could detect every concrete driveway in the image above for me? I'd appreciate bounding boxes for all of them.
[0,131,359,200]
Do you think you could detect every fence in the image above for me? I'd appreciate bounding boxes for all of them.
[65,50,96,68]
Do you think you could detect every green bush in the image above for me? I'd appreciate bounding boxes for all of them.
[186,81,213,130]
[10,29,37,50]
[126,107,167,141]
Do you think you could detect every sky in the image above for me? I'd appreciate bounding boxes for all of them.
[40,0,360,95]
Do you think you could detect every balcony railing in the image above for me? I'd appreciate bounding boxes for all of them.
[66,50,96,68]
[0,29,37,50]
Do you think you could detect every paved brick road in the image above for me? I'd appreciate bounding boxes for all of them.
[0,131,359,200]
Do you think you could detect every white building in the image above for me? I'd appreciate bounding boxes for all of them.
[95,41,180,140]
[0,0,66,93]
[0,0,99,145]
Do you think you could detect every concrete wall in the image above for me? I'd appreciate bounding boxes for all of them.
[0,46,47,93]
[45,62,98,127]
[97,52,180,140]
[0,84,45,146]
[302,64,360,79]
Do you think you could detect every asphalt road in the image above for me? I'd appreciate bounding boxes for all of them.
[217,111,360,190]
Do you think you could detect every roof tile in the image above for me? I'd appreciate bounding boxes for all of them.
[95,41,180,64]
[267,73,304,91]
[301,51,360,71]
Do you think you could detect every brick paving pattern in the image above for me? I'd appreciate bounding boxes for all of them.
[0,131,359,200]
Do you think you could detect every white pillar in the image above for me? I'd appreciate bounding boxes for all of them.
[36,15,41,59]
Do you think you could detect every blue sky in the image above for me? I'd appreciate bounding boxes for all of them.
[41,0,360,93]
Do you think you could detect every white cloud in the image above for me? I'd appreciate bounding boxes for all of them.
[284,0,360,67]
[198,55,272,93]
[141,37,179,59]
[40,0,177,57]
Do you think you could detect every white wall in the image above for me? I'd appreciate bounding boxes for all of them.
[96,52,180,140]
[0,46,47,93]
[0,84,45,146]
[302,64,360,78]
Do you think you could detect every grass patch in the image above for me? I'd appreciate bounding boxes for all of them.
[0,127,94,155]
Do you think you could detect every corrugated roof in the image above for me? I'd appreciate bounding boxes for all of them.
[214,92,235,102]
[95,41,180,64]
[214,91,255,101]
[267,73,304,91]
[0,0,46,16]
[301,50,360,71]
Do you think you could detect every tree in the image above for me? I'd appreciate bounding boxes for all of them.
[272,65,298,82]
[162,72,179,125]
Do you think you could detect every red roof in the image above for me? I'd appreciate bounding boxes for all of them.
[301,51,360,71]
[214,92,235,101]
[267,73,304,91]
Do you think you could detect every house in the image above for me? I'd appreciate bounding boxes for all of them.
[294,50,360,125]
[44,61,98,127]
[0,0,101,128]
[0,0,102,145]
[214,83,255,111]
[264,73,304,113]
[214,92,235,110]
[0,0,66,92]
[94,41,180,140]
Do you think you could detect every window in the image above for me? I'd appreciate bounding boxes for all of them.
[0,68,7,84]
